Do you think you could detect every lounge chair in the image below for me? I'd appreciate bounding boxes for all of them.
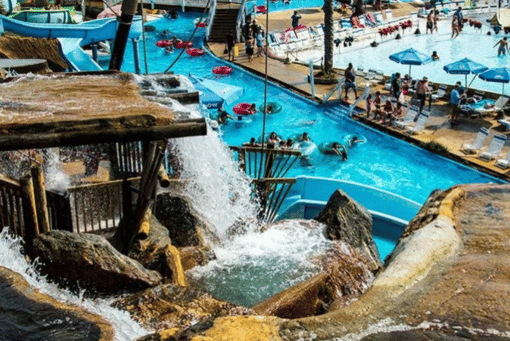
[393,105,419,128]
[478,133,508,161]
[473,95,510,118]
[365,12,378,27]
[374,12,385,25]
[406,110,430,134]
[498,118,510,131]
[341,18,353,29]
[430,85,447,101]
[460,127,489,154]
[495,150,510,169]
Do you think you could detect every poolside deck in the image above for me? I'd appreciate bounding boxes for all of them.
[207,4,510,182]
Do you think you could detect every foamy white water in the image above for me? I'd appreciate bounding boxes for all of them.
[0,230,150,341]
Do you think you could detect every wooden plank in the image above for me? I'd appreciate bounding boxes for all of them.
[20,175,39,256]
[31,165,51,234]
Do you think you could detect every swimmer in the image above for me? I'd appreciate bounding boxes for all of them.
[217,110,234,124]
[348,136,359,148]
[431,51,439,60]
[332,142,348,161]
[243,137,261,147]
[298,132,310,142]
[494,37,509,56]
[286,138,294,148]
[268,131,280,145]
[292,120,317,127]
[264,104,273,114]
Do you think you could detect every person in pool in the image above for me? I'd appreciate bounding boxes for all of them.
[249,103,258,115]
[268,132,281,145]
[217,110,234,124]
[264,104,273,114]
[431,51,440,60]
[332,142,348,161]
[348,136,359,148]
[298,132,310,142]
[494,37,509,56]
[285,139,294,149]
[243,137,261,147]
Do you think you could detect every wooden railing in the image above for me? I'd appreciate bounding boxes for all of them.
[112,142,144,178]
[0,175,25,237]
[253,178,296,223]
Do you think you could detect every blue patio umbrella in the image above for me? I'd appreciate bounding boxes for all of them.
[443,58,488,88]
[389,48,433,77]
[479,67,510,95]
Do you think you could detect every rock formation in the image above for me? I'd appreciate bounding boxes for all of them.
[0,266,113,340]
[33,230,162,295]
[114,283,254,332]
[155,192,220,247]
[314,189,382,270]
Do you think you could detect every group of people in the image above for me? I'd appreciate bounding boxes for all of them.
[367,91,406,124]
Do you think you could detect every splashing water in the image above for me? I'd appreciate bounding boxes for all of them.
[44,148,71,191]
[169,105,259,239]
[0,230,150,341]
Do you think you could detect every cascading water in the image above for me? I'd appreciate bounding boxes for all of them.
[0,230,150,341]
[168,101,334,307]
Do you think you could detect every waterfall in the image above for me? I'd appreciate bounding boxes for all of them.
[0,230,150,341]
[168,103,259,239]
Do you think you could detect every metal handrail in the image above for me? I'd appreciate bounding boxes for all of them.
[235,0,249,42]
[205,0,217,41]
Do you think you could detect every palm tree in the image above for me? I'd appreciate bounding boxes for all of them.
[323,0,334,76]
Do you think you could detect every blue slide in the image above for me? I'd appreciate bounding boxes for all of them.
[0,15,143,71]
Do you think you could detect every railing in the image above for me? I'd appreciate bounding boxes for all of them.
[0,176,25,237]
[205,0,217,41]
[65,177,140,234]
[322,76,345,103]
[253,178,296,223]
[112,142,144,178]
[230,146,301,180]
[235,0,249,42]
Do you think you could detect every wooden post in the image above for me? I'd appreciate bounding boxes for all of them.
[157,165,170,188]
[137,208,151,240]
[30,165,51,234]
[20,175,39,256]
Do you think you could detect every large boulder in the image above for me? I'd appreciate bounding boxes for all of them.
[33,230,162,294]
[0,266,114,341]
[253,240,374,319]
[314,189,382,271]
[113,283,254,332]
[155,192,220,247]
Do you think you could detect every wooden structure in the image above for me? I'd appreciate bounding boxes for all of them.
[0,71,206,254]
[230,146,300,223]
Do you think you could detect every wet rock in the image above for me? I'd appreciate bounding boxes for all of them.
[155,193,220,247]
[253,241,374,319]
[113,283,254,331]
[33,230,162,294]
[178,246,210,272]
[361,328,510,341]
[314,189,382,270]
[0,266,114,341]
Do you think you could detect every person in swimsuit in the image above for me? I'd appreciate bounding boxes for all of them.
[373,91,383,120]
[494,37,509,56]
[426,10,434,34]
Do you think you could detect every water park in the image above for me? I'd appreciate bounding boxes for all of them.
[1,0,510,339]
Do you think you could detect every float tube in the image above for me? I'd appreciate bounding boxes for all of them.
[256,5,267,13]
[258,102,282,114]
[233,103,255,115]
[175,41,193,48]
[319,141,347,156]
[186,48,205,56]
[156,40,172,47]
[212,66,233,75]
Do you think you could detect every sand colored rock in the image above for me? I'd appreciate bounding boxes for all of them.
[191,316,283,341]
[33,230,162,294]
[0,266,113,340]
[114,283,254,332]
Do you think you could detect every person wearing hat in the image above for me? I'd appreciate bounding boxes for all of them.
[416,76,430,113]
[450,82,463,124]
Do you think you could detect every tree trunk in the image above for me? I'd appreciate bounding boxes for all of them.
[323,0,334,75]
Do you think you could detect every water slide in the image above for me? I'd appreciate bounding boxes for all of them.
[0,0,16,16]
[0,15,143,71]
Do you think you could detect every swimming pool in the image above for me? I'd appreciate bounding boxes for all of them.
[118,13,503,206]
[330,18,509,94]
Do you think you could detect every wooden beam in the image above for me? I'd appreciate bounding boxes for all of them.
[30,165,51,234]
[0,119,207,151]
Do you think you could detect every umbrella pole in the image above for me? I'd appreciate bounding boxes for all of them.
[465,74,467,88]
[467,74,478,89]
[409,65,411,77]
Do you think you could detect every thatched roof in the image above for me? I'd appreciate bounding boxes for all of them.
[0,72,176,134]
[0,32,68,71]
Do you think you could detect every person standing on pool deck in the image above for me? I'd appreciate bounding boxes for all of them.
[450,83,464,124]
[494,37,509,56]
[391,72,402,101]
[225,31,235,61]
[426,10,434,34]
[291,11,302,29]
[344,63,358,100]
[416,76,430,114]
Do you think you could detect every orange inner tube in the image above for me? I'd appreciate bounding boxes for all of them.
[212,66,233,75]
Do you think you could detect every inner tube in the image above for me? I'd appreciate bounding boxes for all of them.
[233,103,255,115]
[288,133,313,143]
[156,40,172,48]
[318,141,347,156]
[258,102,282,114]
[195,22,206,27]
[342,134,367,146]
[175,41,193,48]
[256,5,267,13]
[212,66,233,75]
[186,48,205,56]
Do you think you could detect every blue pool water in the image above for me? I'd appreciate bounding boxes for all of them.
[332,20,509,94]
[118,13,503,206]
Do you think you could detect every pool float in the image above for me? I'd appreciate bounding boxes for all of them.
[319,141,347,156]
[175,41,193,48]
[258,102,282,114]
[288,133,313,143]
[156,40,172,48]
[212,66,233,75]
[342,134,367,146]
[186,48,205,56]
[233,103,255,115]
[195,22,206,27]
[256,5,267,13]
